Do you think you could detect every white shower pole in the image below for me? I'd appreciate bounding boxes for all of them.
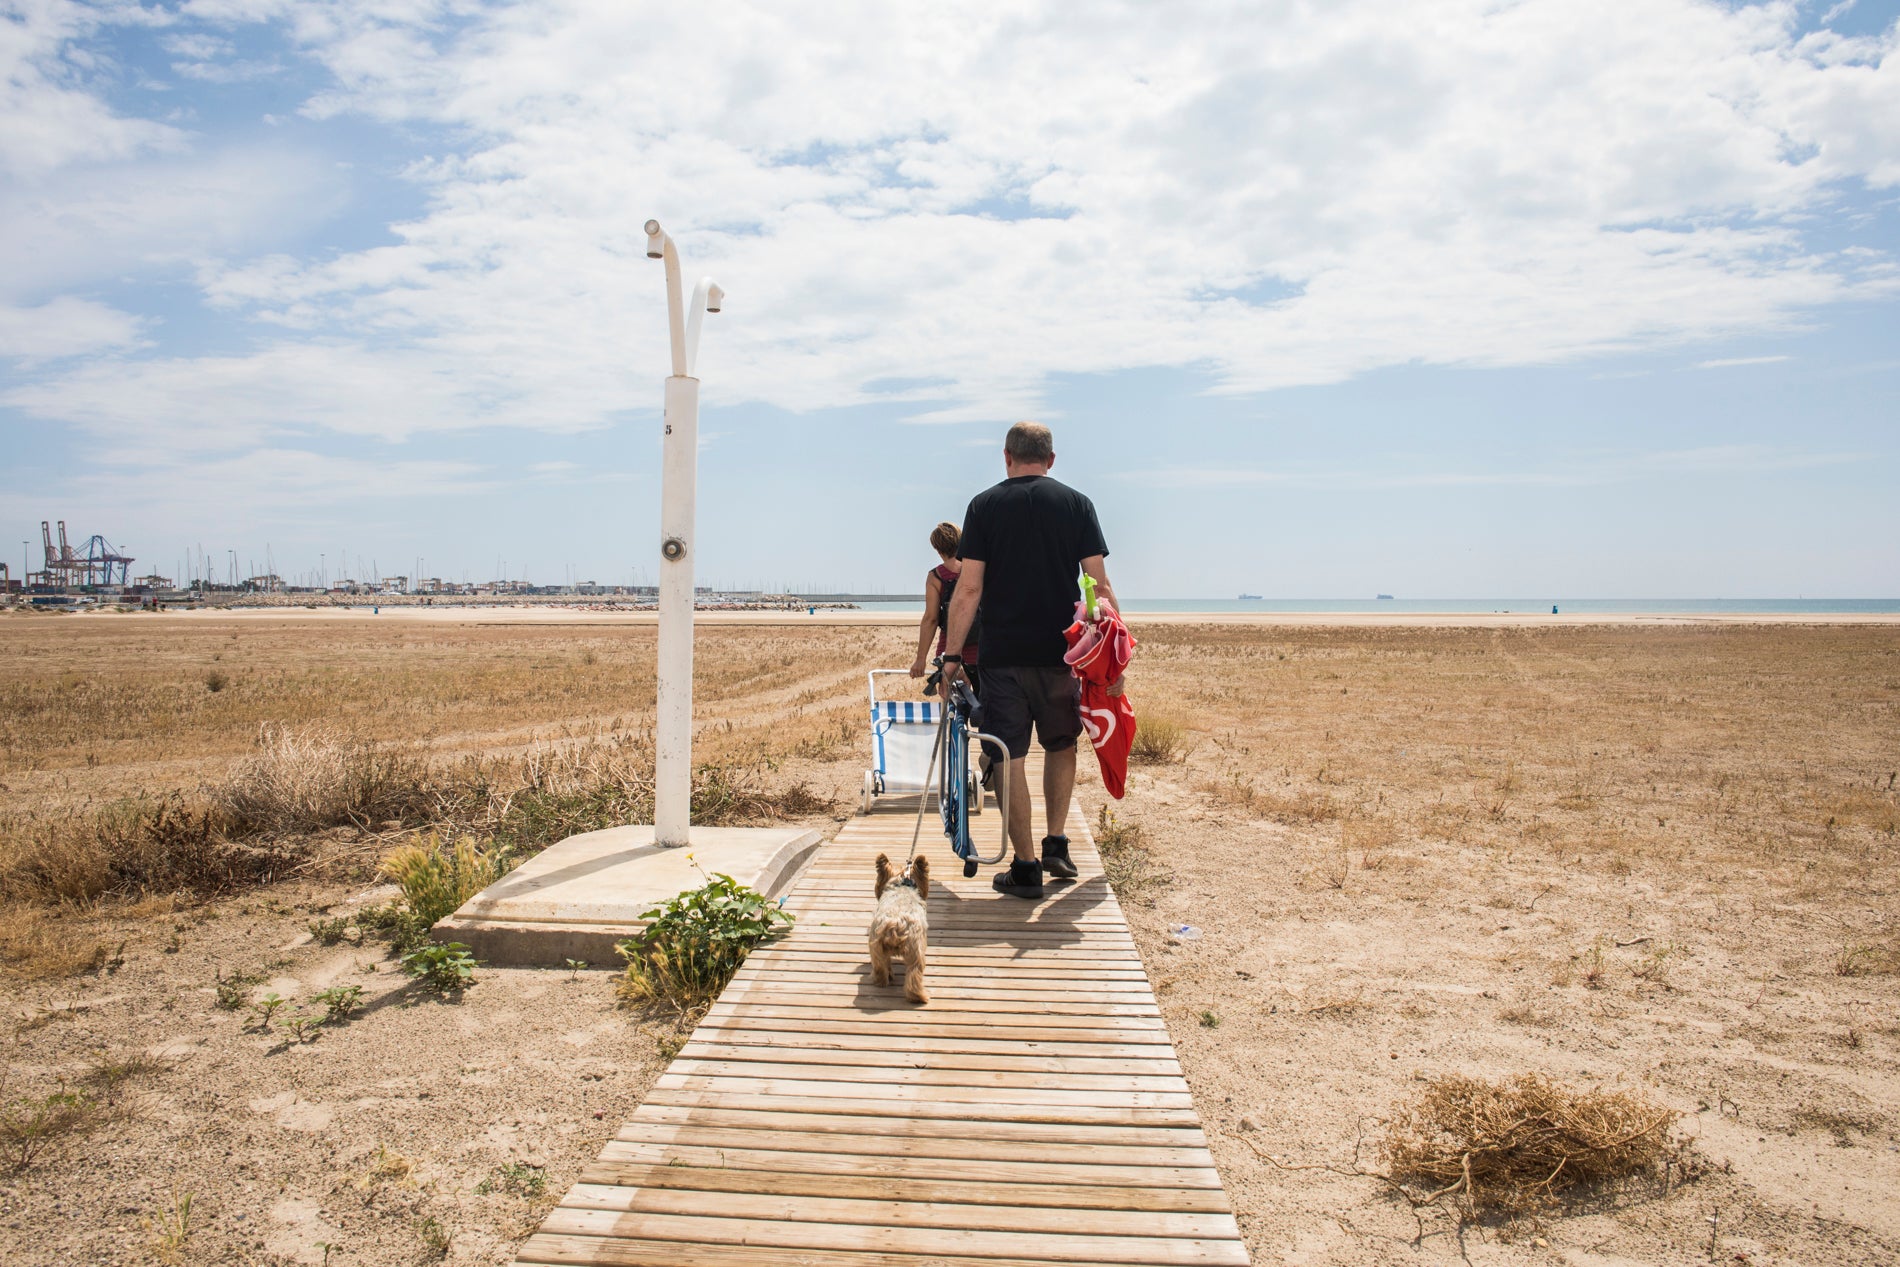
[644,220,723,848]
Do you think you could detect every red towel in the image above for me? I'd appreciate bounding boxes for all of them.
[1063,601,1137,799]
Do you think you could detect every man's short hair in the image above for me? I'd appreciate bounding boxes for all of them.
[1004,421,1054,465]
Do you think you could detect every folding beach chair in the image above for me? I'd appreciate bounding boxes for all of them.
[860,670,980,816]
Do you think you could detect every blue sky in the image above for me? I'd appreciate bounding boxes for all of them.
[2,0,1897,597]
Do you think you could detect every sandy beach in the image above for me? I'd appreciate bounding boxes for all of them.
[2,610,1895,1265]
[53,602,1900,627]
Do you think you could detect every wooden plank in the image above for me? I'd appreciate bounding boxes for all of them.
[713,989,1153,1012]
[640,1088,1200,1125]
[681,1028,1176,1058]
[590,1142,1222,1189]
[729,972,1155,987]
[669,1057,1185,1089]
[626,1105,1207,1147]
[519,1232,1234,1267]
[734,957,1148,975]
[655,1074,1194,1109]
[610,1122,1215,1168]
[533,1210,1248,1266]
[705,1004,1166,1031]
[573,1164,1229,1211]
[676,1042,1181,1075]
[556,1182,1239,1238]
[727,985,1157,1003]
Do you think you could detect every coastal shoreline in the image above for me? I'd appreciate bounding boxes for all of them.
[22,604,1900,628]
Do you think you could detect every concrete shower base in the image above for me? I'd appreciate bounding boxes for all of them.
[432,824,825,967]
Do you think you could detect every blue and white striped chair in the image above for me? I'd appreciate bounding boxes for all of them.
[862,670,976,814]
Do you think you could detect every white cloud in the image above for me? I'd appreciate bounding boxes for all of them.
[1133,444,1866,489]
[1696,354,1794,368]
[0,144,348,301]
[0,297,143,358]
[6,0,1900,451]
[0,448,497,536]
[0,0,183,178]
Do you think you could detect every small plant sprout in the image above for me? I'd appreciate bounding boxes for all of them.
[1631,942,1678,988]
[308,915,352,945]
[1581,939,1608,990]
[417,1214,451,1259]
[565,958,588,980]
[248,992,288,1028]
[402,942,478,994]
[315,984,365,1023]
[1199,1009,1221,1028]
[282,1012,323,1044]
[146,1188,194,1263]
[476,1160,547,1196]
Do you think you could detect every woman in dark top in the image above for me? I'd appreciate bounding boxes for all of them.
[909,521,980,694]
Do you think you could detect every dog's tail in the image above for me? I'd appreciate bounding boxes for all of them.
[910,853,929,901]
[874,851,895,898]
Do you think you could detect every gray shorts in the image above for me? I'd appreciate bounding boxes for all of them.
[981,666,1081,760]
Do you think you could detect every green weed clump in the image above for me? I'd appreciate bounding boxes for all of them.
[315,984,364,1022]
[379,834,513,928]
[477,1161,547,1196]
[617,870,793,1016]
[402,942,478,994]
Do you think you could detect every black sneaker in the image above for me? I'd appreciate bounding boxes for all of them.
[992,858,1044,900]
[1041,835,1078,880]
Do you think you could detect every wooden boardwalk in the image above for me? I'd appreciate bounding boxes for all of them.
[516,779,1248,1266]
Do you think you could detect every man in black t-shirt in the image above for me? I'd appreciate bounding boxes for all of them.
[943,421,1124,900]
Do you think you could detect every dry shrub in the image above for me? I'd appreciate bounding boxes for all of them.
[1095,805,1167,894]
[0,795,306,905]
[1,1087,104,1172]
[1130,716,1190,765]
[691,765,834,826]
[433,736,832,852]
[1383,1073,1677,1213]
[218,724,430,835]
[0,726,834,914]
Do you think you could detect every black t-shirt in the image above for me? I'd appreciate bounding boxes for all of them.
[957,475,1109,668]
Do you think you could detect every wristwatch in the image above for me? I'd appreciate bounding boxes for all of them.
[942,655,963,663]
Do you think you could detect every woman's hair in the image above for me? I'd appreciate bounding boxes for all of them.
[929,522,960,556]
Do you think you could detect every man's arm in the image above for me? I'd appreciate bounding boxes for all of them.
[1080,554,1126,695]
[942,559,983,677]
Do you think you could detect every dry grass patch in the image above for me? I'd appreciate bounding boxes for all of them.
[218,724,431,835]
[1382,1073,1677,1214]
[1094,805,1168,896]
[1129,715,1191,765]
[0,907,110,980]
[1193,770,1340,823]
[1833,939,1900,977]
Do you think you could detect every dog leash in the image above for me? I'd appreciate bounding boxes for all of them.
[904,689,952,867]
